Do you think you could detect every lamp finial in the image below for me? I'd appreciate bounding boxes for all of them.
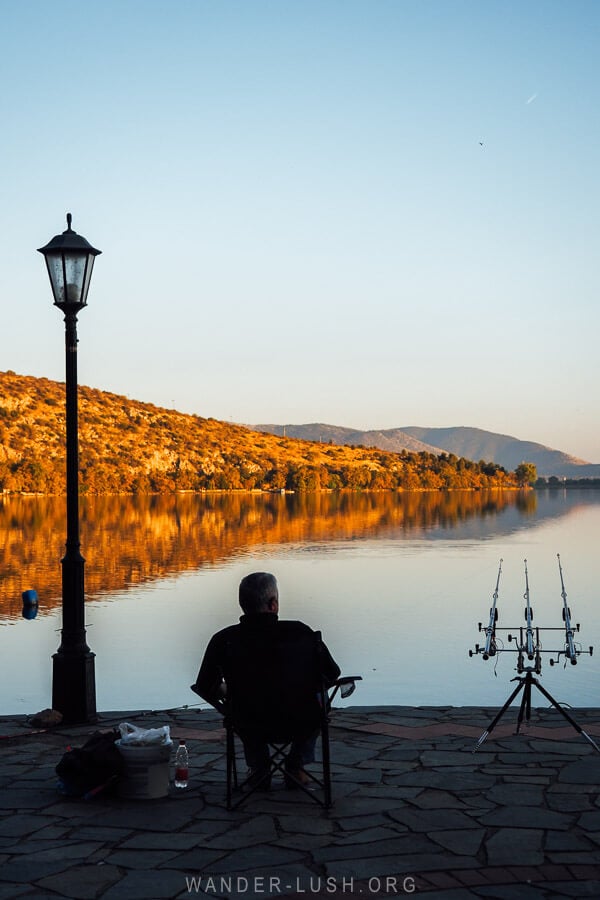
[66,213,73,232]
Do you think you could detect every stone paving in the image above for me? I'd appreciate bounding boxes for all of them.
[0,704,599,899]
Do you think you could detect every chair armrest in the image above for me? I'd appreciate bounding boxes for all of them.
[190,683,226,715]
[326,675,362,706]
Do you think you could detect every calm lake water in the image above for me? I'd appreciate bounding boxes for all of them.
[1,489,598,715]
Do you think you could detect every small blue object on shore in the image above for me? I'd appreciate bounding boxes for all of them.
[22,589,39,620]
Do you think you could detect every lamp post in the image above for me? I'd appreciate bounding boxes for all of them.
[37,214,101,724]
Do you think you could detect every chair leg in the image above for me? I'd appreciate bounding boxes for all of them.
[321,715,332,809]
[225,731,333,810]
[226,725,236,810]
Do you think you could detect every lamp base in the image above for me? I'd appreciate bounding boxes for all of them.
[52,650,97,725]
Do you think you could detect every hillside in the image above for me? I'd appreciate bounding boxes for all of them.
[0,371,520,494]
[255,423,599,479]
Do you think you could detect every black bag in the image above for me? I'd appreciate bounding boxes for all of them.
[56,729,124,799]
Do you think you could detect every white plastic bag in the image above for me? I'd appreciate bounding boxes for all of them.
[118,722,172,746]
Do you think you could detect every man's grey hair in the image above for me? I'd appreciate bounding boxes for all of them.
[239,572,279,614]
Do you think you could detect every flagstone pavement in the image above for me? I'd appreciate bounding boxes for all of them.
[1,704,599,899]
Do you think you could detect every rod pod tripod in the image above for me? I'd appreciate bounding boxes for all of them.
[473,666,600,754]
[471,557,598,754]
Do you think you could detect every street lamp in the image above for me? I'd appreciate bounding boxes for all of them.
[38,214,101,724]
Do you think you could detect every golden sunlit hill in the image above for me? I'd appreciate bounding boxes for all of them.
[0,371,522,494]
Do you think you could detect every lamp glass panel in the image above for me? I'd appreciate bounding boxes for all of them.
[80,255,96,306]
[63,254,87,305]
[44,254,67,306]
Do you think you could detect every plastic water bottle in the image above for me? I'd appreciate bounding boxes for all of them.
[174,740,189,788]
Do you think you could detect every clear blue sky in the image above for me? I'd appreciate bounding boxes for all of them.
[2,1,598,461]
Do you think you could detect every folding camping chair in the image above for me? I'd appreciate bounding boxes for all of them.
[200,630,360,810]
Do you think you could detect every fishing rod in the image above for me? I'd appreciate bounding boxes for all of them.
[523,559,536,662]
[480,558,502,659]
[548,554,593,667]
[557,553,577,665]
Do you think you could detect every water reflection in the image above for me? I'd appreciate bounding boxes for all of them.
[0,488,595,619]
[2,489,599,713]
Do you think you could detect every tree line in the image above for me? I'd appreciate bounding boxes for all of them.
[0,444,533,495]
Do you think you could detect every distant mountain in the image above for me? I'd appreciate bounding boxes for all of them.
[254,423,600,479]
[254,423,446,455]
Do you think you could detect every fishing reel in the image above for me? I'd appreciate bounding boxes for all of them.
[548,610,593,667]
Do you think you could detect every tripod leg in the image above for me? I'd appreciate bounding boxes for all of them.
[532,680,600,754]
[515,674,532,734]
[473,678,525,752]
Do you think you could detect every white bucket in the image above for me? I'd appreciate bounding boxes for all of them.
[116,740,172,800]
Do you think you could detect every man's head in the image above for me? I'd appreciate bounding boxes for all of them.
[239,572,279,615]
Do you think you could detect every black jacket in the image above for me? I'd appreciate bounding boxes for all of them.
[194,613,340,737]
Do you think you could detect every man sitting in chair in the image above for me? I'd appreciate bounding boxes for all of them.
[192,571,340,788]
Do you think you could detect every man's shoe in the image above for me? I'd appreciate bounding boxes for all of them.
[284,767,312,790]
[245,768,271,791]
